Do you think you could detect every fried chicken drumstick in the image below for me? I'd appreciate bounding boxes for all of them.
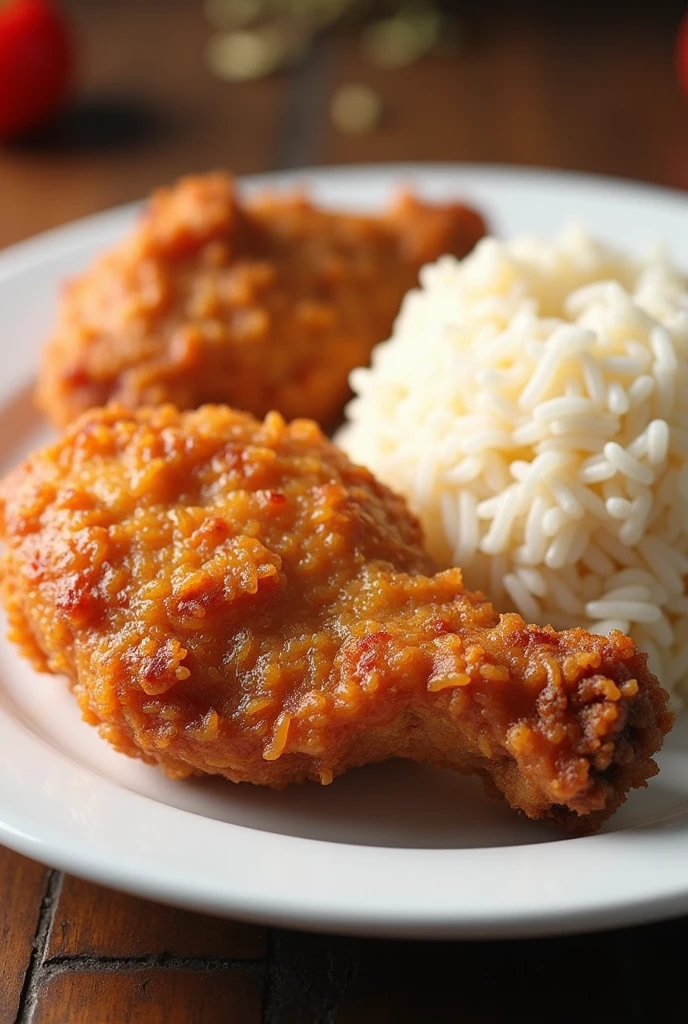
[0,406,672,831]
[36,173,485,430]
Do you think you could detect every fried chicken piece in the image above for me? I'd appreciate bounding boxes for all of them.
[36,173,486,430]
[0,405,673,831]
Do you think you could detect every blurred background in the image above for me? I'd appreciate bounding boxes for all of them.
[1,0,687,248]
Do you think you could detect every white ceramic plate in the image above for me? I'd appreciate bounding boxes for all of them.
[1,164,687,939]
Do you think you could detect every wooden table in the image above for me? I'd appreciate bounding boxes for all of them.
[1,1,687,1020]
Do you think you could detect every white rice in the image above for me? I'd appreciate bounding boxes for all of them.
[340,225,688,706]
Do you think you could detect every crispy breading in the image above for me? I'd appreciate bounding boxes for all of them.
[0,405,673,829]
[36,173,486,430]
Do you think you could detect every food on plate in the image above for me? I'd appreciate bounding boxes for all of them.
[0,404,672,832]
[341,226,688,705]
[36,172,486,430]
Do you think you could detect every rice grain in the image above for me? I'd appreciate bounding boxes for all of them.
[341,225,688,705]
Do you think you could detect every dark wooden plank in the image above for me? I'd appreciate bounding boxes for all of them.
[613,915,688,1022]
[32,968,262,1024]
[47,876,266,960]
[0,0,285,249]
[329,932,632,1023]
[0,848,50,1024]
[261,930,357,1024]
[260,926,649,1023]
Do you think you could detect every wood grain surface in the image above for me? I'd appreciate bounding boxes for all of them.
[31,970,262,1024]
[0,851,49,1024]
[1,1,688,1022]
[47,877,267,961]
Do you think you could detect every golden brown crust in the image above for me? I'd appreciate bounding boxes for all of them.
[36,173,486,430]
[0,405,673,828]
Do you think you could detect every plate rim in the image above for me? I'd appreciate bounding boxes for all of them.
[1,161,688,939]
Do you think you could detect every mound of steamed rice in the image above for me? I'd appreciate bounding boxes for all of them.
[340,225,688,705]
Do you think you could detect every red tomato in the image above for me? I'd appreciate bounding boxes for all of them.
[0,0,72,139]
